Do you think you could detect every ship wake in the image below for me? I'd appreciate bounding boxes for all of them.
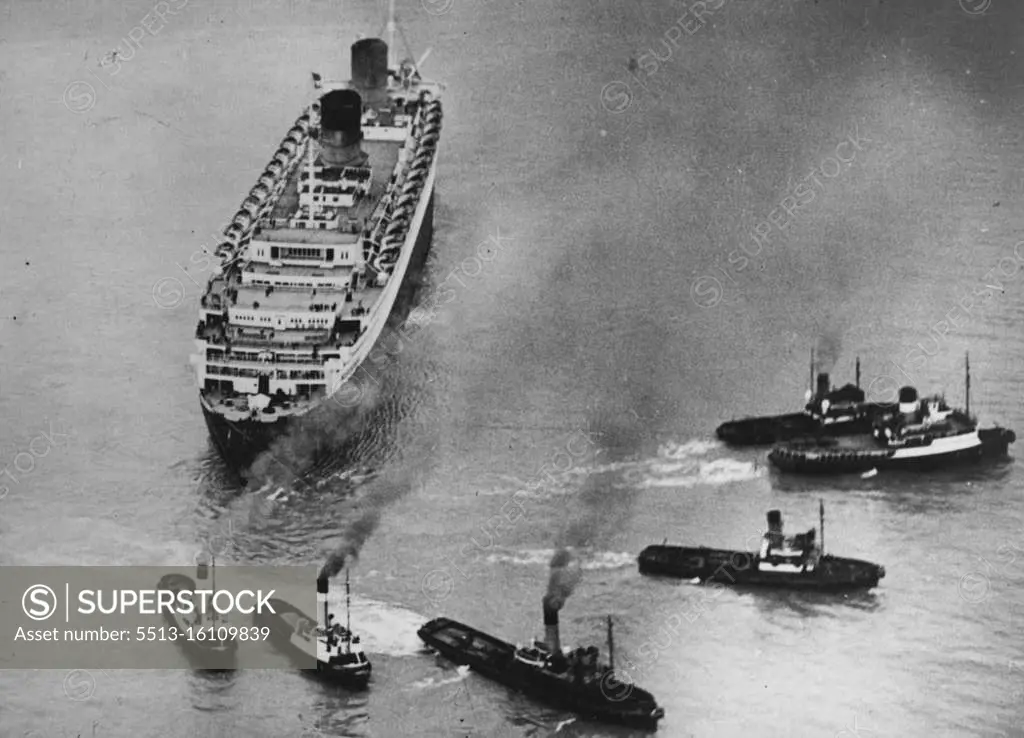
[484,548,635,571]
[326,593,426,657]
[408,664,471,690]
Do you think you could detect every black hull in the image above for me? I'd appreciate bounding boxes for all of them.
[768,428,1015,476]
[637,546,884,591]
[156,574,238,670]
[255,599,371,689]
[418,618,664,731]
[200,193,436,468]
[716,409,891,447]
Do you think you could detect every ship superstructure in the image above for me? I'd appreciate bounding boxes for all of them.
[191,9,443,463]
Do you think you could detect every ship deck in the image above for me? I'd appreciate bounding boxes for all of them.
[266,139,399,232]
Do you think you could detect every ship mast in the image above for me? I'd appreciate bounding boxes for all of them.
[965,352,971,417]
[210,553,217,626]
[819,499,825,555]
[809,347,815,395]
[606,616,615,672]
[346,567,352,651]
[386,0,396,69]
[855,357,861,389]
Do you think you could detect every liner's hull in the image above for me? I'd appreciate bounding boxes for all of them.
[637,546,884,591]
[255,599,371,688]
[201,191,435,468]
[418,617,664,731]
[768,428,1015,475]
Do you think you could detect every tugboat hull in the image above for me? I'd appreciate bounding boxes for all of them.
[418,617,664,731]
[637,546,884,592]
[255,598,371,688]
[768,428,1015,475]
[156,574,238,669]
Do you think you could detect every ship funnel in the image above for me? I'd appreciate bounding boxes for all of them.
[351,38,389,105]
[898,386,919,418]
[542,597,561,655]
[816,372,830,399]
[766,510,784,547]
[319,89,368,169]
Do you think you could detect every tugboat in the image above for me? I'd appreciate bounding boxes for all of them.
[768,354,1015,475]
[716,355,897,446]
[638,502,885,591]
[418,598,665,731]
[156,555,238,669]
[257,570,371,687]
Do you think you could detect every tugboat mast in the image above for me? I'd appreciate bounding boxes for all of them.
[855,357,861,389]
[820,499,825,555]
[809,347,815,395]
[607,616,615,672]
[965,352,971,418]
[346,568,352,644]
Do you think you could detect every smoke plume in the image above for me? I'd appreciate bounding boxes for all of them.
[544,547,583,611]
[815,331,843,374]
[244,379,381,490]
[317,463,426,581]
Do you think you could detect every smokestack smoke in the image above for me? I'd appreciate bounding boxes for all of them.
[815,332,842,375]
[544,547,583,612]
[317,469,421,580]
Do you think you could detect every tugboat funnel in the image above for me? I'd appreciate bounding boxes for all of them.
[542,598,561,655]
[898,386,919,418]
[816,373,830,399]
[766,510,784,547]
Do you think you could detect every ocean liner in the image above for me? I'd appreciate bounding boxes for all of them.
[638,503,885,592]
[768,355,1015,475]
[190,2,443,464]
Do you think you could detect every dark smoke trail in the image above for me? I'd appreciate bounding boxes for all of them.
[317,467,423,580]
[544,547,583,611]
[815,331,843,374]
[244,380,382,490]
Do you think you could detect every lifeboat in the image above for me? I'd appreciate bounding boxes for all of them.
[405,170,426,186]
[375,249,400,270]
[273,149,290,166]
[241,197,261,215]
[280,140,297,157]
[266,161,284,178]
[420,131,440,147]
[396,192,417,209]
[250,183,270,200]
[232,211,253,230]
[258,173,276,189]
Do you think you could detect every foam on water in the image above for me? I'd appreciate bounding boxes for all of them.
[658,439,721,459]
[484,548,635,570]
[408,665,471,690]
[324,593,428,657]
[0,517,204,566]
